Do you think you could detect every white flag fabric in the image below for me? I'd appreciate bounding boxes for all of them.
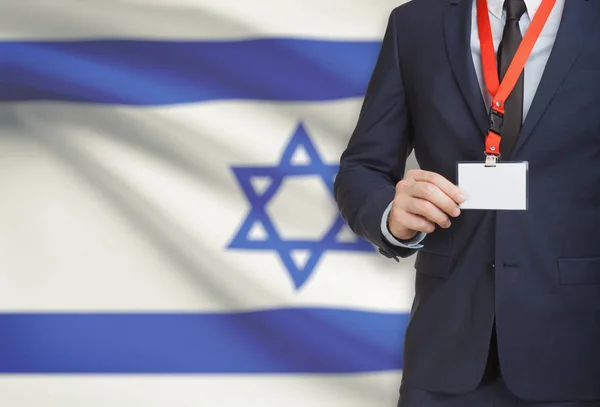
[0,1,416,406]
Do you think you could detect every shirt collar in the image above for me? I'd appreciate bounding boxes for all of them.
[487,0,543,20]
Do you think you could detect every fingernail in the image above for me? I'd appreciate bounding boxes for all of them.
[444,221,452,228]
[457,194,466,203]
[453,208,461,217]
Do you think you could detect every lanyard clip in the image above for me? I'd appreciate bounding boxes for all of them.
[485,154,498,167]
[485,107,503,158]
[488,108,504,135]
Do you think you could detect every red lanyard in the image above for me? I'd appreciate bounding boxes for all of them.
[477,0,556,157]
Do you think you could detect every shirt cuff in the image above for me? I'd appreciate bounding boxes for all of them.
[380,201,426,248]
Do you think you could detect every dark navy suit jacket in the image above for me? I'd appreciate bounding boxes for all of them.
[334,0,600,401]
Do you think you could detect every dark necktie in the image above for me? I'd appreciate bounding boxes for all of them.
[497,0,527,158]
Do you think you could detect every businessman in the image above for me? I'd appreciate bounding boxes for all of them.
[334,0,600,406]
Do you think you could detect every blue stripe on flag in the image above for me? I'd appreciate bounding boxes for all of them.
[0,309,408,373]
[1,40,381,105]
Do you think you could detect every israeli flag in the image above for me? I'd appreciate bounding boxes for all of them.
[0,1,415,405]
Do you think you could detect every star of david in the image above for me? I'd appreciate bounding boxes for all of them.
[228,123,374,290]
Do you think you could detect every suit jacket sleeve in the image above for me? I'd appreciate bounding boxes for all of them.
[334,9,416,260]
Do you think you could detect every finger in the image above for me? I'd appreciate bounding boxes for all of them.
[407,170,465,204]
[411,182,461,218]
[392,210,436,234]
[406,197,452,228]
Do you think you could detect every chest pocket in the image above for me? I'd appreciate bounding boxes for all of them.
[563,69,600,86]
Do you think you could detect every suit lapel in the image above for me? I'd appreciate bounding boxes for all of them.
[513,0,600,156]
[444,0,489,137]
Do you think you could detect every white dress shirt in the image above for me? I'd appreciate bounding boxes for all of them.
[381,0,565,248]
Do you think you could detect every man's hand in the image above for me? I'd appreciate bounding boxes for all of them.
[388,170,466,241]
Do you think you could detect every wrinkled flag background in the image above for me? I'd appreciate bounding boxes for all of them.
[0,1,419,405]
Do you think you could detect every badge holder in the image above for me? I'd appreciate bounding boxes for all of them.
[457,160,529,210]
[457,108,529,211]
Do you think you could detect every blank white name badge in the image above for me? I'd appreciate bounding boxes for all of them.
[457,162,528,210]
